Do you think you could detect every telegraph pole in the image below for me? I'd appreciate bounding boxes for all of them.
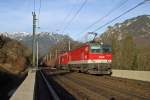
[32,12,36,67]
[68,40,71,51]
[36,39,39,67]
[49,53,52,60]
[55,49,57,58]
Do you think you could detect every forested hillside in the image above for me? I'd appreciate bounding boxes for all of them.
[0,35,31,75]
[100,15,150,70]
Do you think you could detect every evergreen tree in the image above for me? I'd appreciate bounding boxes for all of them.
[120,33,136,70]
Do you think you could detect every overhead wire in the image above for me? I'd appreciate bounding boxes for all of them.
[93,0,147,32]
[21,0,29,9]
[37,0,42,28]
[81,0,129,33]
[62,0,88,33]
[33,0,36,12]
[59,6,75,33]
[79,0,128,42]
[32,0,42,28]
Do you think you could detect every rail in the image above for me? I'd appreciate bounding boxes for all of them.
[39,70,60,100]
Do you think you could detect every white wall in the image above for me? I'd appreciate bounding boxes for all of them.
[112,70,150,82]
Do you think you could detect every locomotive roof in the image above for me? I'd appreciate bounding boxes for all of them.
[58,42,111,56]
[70,42,111,51]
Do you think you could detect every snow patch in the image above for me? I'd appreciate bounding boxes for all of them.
[147,16,150,19]
[126,22,132,26]
[146,23,150,27]
[132,19,137,22]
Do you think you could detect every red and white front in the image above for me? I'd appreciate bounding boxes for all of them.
[68,53,112,64]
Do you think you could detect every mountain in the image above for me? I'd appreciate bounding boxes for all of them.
[100,15,150,45]
[100,15,150,71]
[0,32,72,56]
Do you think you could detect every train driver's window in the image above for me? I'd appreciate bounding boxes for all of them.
[102,47,112,53]
[90,45,102,53]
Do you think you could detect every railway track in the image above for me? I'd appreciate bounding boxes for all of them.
[34,69,150,100]
[64,73,149,99]
[49,71,150,100]
[34,70,76,100]
[34,71,57,100]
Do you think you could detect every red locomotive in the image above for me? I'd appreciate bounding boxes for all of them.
[54,41,112,75]
[45,33,112,75]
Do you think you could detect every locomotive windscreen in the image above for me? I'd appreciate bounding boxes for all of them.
[90,44,111,53]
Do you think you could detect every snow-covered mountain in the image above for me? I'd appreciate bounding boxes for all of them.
[0,32,72,56]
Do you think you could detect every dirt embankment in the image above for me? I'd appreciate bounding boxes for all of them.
[0,35,31,75]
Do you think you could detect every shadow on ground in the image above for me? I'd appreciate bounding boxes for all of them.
[34,71,76,100]
[0,71,27,100]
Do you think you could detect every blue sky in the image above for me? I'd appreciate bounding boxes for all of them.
[0,0,150,40]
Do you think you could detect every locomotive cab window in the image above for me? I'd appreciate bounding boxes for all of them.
[90,44,111,53]
[90,45,102,53]
[102,47,112,53]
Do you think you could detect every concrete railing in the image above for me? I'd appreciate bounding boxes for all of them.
[10,70,35,100]
[112,69,150,82]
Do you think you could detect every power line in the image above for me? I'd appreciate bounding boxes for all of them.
[37,0,42,28]
[32,0,42,28]
[93,0,147,32]
[62,0,88,33]
[33,0,36,12]
[78,0,128,41]
[60,6,75,32]
[82,0,128,33]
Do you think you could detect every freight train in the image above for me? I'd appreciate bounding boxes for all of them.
[45,41,112,75]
